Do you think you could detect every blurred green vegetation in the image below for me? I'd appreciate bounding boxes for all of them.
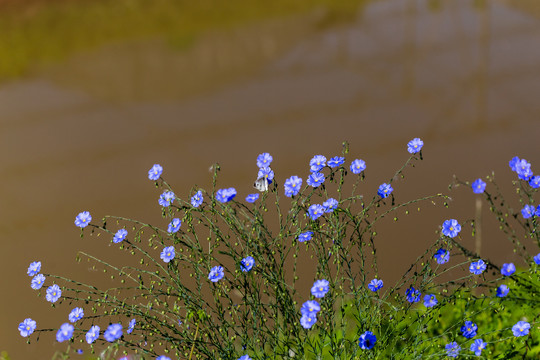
[0,0,365,81]
[282,276,540,359]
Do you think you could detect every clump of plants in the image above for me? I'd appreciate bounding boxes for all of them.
[17,140,539,359]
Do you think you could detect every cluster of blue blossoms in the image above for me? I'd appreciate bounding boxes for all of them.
[294,138,424,350]
[516,158,540,218]
[282,152,367,198]
[299,280,330,330]
[444,320,530,358]
[441,156,540,357]
[20,139,421,356]
[509,156,536,183]
[20,139,538,359]
[20,259,137,344]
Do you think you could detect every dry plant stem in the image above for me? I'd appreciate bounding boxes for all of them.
[188,322,200,360]
[475,197,482,256]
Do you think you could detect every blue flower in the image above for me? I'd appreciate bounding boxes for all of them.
[472,179,486,194]
[521,205,535,219]
[512,321,530,337]
[18,318,36,337]
[68,307,84,323]
[470,339,486,356]
[501,263,516,276]
[515,159,533,180]
[534,253,540,265]
[442,219,461,238]
[156,356,171,360]
[86,325,100,344]
[240,256,255,272]
[113,229,128,244]
[405,287,421,303]
[216,188,237,203]
[300,313,317,329]
[307,172,325,188]
[434,248,450,264]
[300,300,321,316]
[158,191,175,207]
[46,284,62,303]
[327,156,345,168]
[167,218,182,233]
[535,205,540,217]
[323,198,338,213]
[407,138,423,154]
[56,323,74,342]
[27,261,41,276]
[358,331,377,350]
[284,176,302,197]
[445,342,460,358]
[496,284,509,297]
[148,164,163,181]
[350,159,366,174]
[461,320,478,338]
[257,167,274,183]
[245,194,259,203]
[377,183,393,198]
[298,231,313,242]
[309,155,327,172]
[257,153,273,168]
[208,266,224,282]
[423,294,438,308]
[191,190,203,208]
[308,204,325,221]
[529,176,540,188]
[509,156,520,172]
[74,211,92,228]
[368,279,383,292]
[127,319,136,334]
[31,274,45,290]
[104,323,123,342]
[238,355,252,360]
[311,279,330,298]
[160,246,175,263]
[470,259,487,275]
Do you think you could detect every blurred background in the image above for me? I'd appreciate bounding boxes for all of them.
[2,0,540,358]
